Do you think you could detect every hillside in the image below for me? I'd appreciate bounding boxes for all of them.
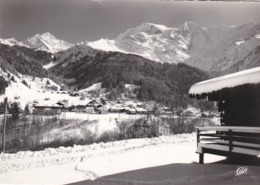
[212,44,260,76]
[0,43,50,77]
[51,51,208,104]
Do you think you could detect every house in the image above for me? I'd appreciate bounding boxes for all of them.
[189,67,260,127]
[135,107,148,114]
[109,105,126,113]
[96,105,109,114]
[72,105,94,113]
[189,67,260,163]
[70,105,95,113]
[144,101,156,112]
[33,102,63,115]
[87,100,99,107]
[126,108,136,114]
[86,107,95,114]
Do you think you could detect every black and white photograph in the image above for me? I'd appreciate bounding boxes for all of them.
[0,0,260,184]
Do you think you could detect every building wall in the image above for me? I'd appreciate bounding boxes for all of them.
[217,84,260,127]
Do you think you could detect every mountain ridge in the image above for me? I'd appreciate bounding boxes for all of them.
[55,22,260,73]
[1,22,260,73]
[0,32,73,54]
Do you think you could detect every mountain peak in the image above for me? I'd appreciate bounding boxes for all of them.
[21,32,73,53]
[139,22,169,30]
[116,22,170,41]
[40,32,56,39]
[27,32,56,42]
[133,22,169,35]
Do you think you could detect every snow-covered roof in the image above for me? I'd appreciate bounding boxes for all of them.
[34,102,62,108]
[189,67,260,95]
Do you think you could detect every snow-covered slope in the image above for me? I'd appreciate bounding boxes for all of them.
[115,22,191,63]
[0,70,61,108]
[21,32,73,53]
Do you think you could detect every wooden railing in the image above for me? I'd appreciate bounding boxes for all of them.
[196,126,260,164]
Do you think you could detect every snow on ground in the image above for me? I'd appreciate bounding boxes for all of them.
[0,73,90,108]
[78,82,102,93]
[43,61,56,69]
[0,133,225,184]
[235,40,245,45]
[54,112,146,138]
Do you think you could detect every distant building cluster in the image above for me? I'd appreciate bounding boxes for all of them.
[32,97,160,116]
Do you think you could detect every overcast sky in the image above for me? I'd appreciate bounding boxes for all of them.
[0,0,260,43]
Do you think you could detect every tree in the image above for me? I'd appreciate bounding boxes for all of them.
[10,76,15,82]
[46,79,51,85]
[117,81,125,93]
[24,104,30,115]
[9,102,20,120]
[22,80,29,87]
[0,101,5,114]
[0,76,8,94]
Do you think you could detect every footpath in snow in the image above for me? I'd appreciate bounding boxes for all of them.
[0,133,224,184]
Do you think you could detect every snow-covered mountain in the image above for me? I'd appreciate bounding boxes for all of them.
[1,22,260,72]
[0,37,24,47]
[82,22,260,72]
[21,32,73,53]
[0,32,73,53]
[84,23,191,64]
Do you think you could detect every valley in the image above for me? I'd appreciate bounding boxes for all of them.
[0,0,260,183]
[1,22,259,153]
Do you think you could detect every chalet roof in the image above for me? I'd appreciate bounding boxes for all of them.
[34,104,62,108]
[189,67,260,96]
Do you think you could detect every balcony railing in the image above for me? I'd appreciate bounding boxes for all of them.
[196,126,260,164]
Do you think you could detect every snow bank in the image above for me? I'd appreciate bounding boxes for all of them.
[0,133,224,184]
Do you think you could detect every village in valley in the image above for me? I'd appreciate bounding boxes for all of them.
[14,79,165,116]
[3,73,205,118]
[0,71,220,155]
[1,1,260,184]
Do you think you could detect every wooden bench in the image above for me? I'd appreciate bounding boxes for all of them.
[196,126,260,164]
